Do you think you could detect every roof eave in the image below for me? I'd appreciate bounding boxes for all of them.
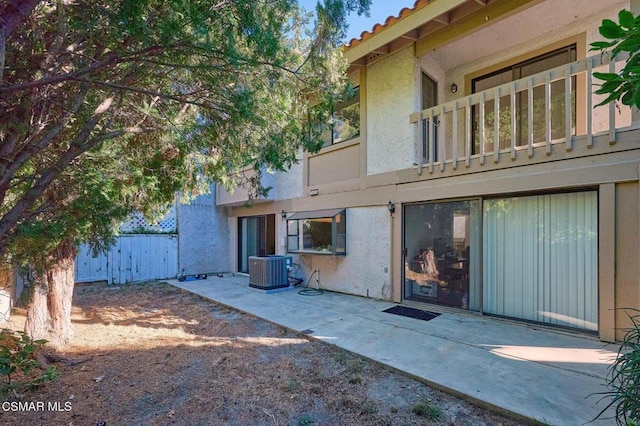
[343,0,469,65]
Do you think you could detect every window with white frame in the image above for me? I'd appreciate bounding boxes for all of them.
[286,209,346,255]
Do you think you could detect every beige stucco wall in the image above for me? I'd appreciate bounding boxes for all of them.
[308,142,360,186]
[271,151,304,201]
[366,47,416,175]
[216,168,276,206]
[226,216,237,272]
[615,181,640,341]
[291,207,391,299]
[226,137,640,341]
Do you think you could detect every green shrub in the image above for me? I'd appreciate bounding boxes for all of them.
[0,329,58,397]
[412,399,443,421]
[595,310,640,425]
[298,414,315,426]
[333,349,348,364]
[361,400,378,415]
[284,379,299,392]
[348,374,362,385]
[346,358,364,375]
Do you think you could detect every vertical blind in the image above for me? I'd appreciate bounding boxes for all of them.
[483,192,598,331]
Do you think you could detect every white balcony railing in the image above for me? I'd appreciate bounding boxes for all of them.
[410,52,634,174]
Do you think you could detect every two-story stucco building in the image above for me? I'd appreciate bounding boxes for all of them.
[216,0,640,342]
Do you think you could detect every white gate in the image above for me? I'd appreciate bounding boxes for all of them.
[75,234,178,284]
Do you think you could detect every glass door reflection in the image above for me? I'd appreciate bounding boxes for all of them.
[403,200,480,310]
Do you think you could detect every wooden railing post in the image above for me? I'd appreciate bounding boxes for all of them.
[407,52,631,174]
[494,87,500,163]
[564,63,573,151]
[479,92,485,165]
[527,78,534,157]
[544,71,552,155]
[586,58,593,148]
[608,56,617,145]
[452,101,458,169]
[510,82,517,160]
[465,97,471,167]
[439,105,446,172]
[417,111,424,175]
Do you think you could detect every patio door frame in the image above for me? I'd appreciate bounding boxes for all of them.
[401,198,482,311]
[400,190,598,332]
[237,214,276,273]
[482,190,599,332]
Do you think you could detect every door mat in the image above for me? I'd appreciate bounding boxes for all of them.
[383,305,441,322]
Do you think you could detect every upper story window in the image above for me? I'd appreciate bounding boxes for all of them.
[321,87,360,147]
[471,44,577,152]
[421,73,438,162]
[422,73,437,111]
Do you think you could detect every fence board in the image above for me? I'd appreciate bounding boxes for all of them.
[75,235,178,284]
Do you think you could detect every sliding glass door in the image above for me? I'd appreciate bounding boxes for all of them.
[402,192,598,332]
[483,192,598,331]
[237,215,275,273]
[403,200,481,310]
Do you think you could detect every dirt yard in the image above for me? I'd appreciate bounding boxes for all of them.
[1,281,526,425]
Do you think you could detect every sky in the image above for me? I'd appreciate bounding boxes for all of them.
[297,1,416,42]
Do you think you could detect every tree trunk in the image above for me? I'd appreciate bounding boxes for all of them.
[0,28,5,83]
[24,240,78,347]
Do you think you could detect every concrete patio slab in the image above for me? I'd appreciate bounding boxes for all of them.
[169,274,619,425]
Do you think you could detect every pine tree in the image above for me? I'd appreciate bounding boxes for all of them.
[0,0,369,345]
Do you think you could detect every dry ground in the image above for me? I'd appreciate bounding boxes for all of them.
[0,281,527,425]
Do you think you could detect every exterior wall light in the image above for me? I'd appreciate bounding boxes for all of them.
[387,201,396,216]
[281,210,287,221]
[450,83,458,93]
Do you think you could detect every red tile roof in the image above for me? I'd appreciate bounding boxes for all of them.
[344,0,434,50]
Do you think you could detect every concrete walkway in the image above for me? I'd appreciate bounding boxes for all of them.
[169,275,619,425]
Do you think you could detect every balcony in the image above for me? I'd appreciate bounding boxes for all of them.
[409,52,636,176]
[215,168,275,207]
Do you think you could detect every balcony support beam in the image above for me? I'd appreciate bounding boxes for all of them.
[415,0,540,57]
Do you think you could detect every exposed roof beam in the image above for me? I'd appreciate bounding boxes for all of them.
[433,12,451,25]
[349,57,366,67]
[473,0,488,5]
[417,21,446,39]
[344,0,469,63]
[450,0,486,22]
[399,29,418,41]
[372,44,391,54]
[389,37,414,53]
[365,51,388,64]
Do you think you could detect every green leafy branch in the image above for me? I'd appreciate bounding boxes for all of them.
[591,9,640,108]
[0,329,58,397]
[592,310,640,425]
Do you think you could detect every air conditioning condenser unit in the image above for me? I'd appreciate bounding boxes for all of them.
[248,255,291,290]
